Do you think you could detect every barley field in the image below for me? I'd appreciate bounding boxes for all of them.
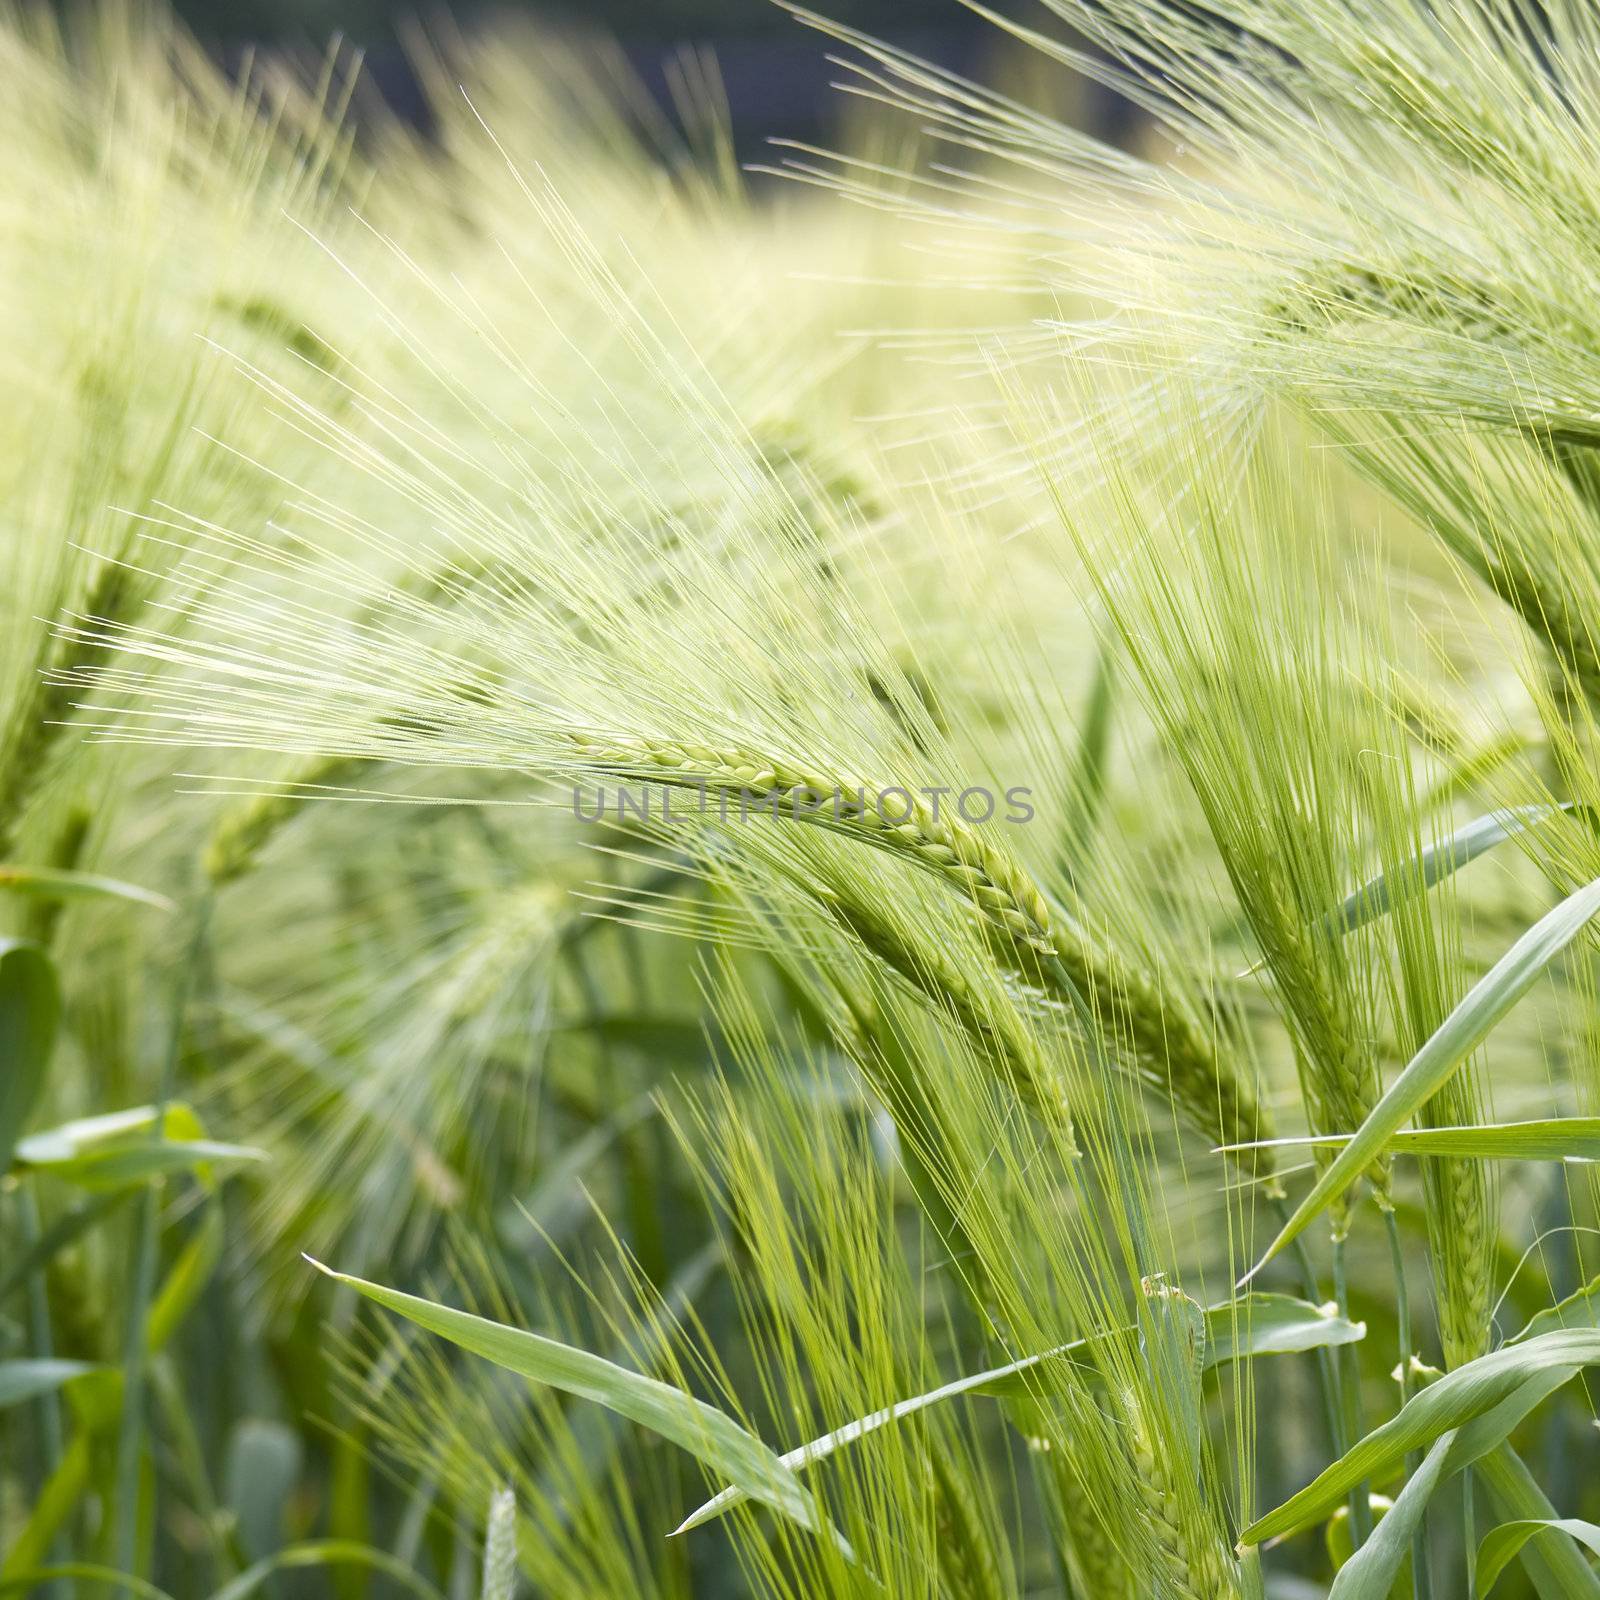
[6,1,1600,1596]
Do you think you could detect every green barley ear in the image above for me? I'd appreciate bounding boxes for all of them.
[577,734,1273,1178]
[1025,1415,1142,1600]
[203,757,365,885]
[815,884,1075,1131]
[481,1484,518,1600]
[1359,662,1499,1367]
[1056,407,1388,1215]
[1117,1279,1240,1600]
[1124,1385,1242,1600]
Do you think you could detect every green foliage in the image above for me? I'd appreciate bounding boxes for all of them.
[9,1,1600,1597]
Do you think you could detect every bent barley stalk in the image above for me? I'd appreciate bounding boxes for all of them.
[568,730,1276,1169]
[816,887,1076,1130]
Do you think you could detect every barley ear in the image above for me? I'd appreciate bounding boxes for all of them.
[481,1484,518,1600]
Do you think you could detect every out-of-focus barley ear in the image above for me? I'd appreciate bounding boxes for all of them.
[480,1484,518,1600]
[203,757,365,886]
[925,1446,1012,1600]
[1029,1426,1143,1600]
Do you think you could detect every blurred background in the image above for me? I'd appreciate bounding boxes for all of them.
[160,0,1134,152]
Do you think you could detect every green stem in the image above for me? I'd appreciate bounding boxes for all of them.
[19,1187,69,1600]
[1462,1473,1476,1600]
[111,893,212,1594]
[1332,1231,1372,1547]
[1275,1201,1346,1463]
[1383,1205,1430,1597]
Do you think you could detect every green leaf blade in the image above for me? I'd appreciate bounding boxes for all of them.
[1478,1520,1600,1596]
[304,1258,841,1550]
[1242,1335,1600,1545]
[1247,875,1600,1283]
[0,1359,98,1410]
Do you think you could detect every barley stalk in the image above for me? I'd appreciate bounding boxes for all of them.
[570,731,1277,1172]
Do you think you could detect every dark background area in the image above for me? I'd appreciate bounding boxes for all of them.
[173,0,986,41]
[160,0,1128,151]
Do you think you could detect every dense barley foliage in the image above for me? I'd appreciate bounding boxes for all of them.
[7,1,1600,1596]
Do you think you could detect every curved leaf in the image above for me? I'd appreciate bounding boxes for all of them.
[1246,875,1600,1285]
[0,1359,97,1410]
[1512,1273,1600,1344]
[13,1103,265,1188]
[0,866,176,914]
[1203,1294,1367,1365]
[1328,1433,1448,1600]
[207,1540,449,1600]
[304,1258,845,1551]
[1476,1445,1600,1598]
[1479,1520,1600,1596]
[1242,1332,1600,1545]
[0,1565,174,1598]
[1326,1371,1572,1597]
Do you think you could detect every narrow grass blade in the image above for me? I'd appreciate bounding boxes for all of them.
[1242,1333,1600,1544]
[0,866,176,914]
[304,1259,843,1549]
[1226,1119,1600,1162]
[0,1360,97,1410]
[1479,1522,1600,1596]
[0,941,60,1171]
[1245,875,1600,1284]
[1331,804,1576,938]
[679,1294,1362,1533]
